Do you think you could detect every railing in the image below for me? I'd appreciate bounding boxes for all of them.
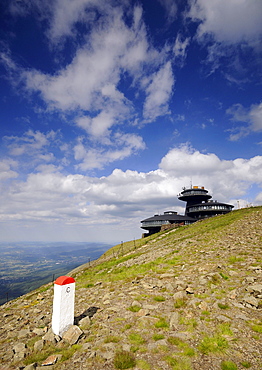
[188,205,231,212]
[141,220,170,227]
[178,190,209,197]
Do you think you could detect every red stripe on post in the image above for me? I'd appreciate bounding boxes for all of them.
[54,276,75,285]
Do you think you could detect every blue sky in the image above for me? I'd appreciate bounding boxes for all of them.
[0,0,261,243]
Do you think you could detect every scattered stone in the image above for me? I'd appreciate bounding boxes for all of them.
[13,342,26,353]
[169,312,180,330]
[186,287,194,294]
[243,295,259,308]
[24,363,37,370]
[62,325,83,345]
[131,300,142,307]
[135,308,149,317]
[42,354,59,366]
[42,330,58,344]
[34,339,45,351]
[82,342,92,350]
[235,313,249,321]
[78,315,91,328]
[160,273,175,279]
[246,284,262,295]
[173,291,186,300]
[216,315,231,322]
[33,327,46,336]
[18,328,30,338]
[199,301,208,310]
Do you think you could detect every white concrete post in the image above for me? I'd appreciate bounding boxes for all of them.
[52,275,75,336]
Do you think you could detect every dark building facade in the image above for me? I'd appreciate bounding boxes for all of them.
[178,186,234,219]
[141,211,195,236]
[141,185,234,236]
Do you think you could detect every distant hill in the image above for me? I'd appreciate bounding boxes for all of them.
[0,207,261,370]
[0,242,111,305]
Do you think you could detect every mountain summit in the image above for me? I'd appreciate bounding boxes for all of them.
[1,207,262,369]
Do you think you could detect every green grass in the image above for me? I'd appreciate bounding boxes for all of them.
[220,360,237,370]
[198,334,229,354]
[128,305,141,312]
[136,359,151,369]
[128,332,145,345]
[174,297,187,308]
[251,321,262,333]
[154,317,169,329]
[165,355,192,370]
[218,302,230,309]
[104,335,120,343]
[113,350,136,369]
[240,361,251,368]
[152,333,165,341]
[23,343,81,365]
[153,295,166,302]
[179,317,197,331]
[228,256,244,263]
[218,323,233,336]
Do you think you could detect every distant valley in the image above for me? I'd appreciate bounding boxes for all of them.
[0,242,111,305]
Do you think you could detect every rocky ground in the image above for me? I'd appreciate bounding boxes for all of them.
[0,207,262,370]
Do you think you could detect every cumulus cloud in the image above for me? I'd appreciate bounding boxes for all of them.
[226,102,262,140]
[0,159,18,181]
[1,143,262,242]
[186,0,262,80]
[187,0,262,45]
[1,1,175,173]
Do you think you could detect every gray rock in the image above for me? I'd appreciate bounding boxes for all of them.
[34,339,45,351]
[131,300,142,307]
[173,291,186,300]
[246,284,262,295]
[32,327,45,336]
[62,325,83,345]
[169,312,180,330]
[216,315,231,322]
[42,354,59,366]
[24,363,37,370]
[160,273,175,279]
[13,342,26,353]
[82,342,92,350]
[243,295,259,308]
[42,330,57,344]
[18,328,30,338]
[79,316,91,328]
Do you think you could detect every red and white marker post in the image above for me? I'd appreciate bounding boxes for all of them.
[52,276,76,336]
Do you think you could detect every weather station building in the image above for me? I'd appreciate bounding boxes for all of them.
[141,185,234,237]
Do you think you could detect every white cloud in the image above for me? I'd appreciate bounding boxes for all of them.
[4,130,58,158]
[1,2,176,175]
[226,102,262,140]
[173,34,190,66]
[1,144,262,242]
[188,0,262,45]
[143,62,174,122]
[0,159,18,181]
[74,132,146,170]
[157,0,178,23]
[186,0,262,80]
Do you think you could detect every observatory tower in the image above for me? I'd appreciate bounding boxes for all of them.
[178,186,233,219]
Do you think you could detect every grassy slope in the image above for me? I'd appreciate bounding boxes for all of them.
[1,206,262,370]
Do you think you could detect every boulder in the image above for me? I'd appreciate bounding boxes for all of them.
[62,325,83,345]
